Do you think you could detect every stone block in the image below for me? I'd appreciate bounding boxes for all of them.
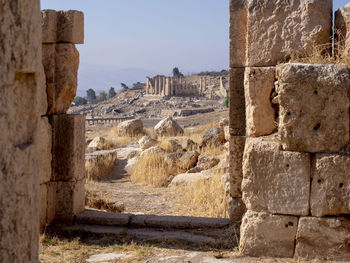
[0,0,41,262]
[242,137,310,216]
[57,10,84,44]
[295,217,350,260]
[230,197,246,223]
[311,154,350,217]
[229,0,247,67]
[229,68,245,136]
[40,64,48,115]
[39,117,52,184]
[229,136,245,198]
[41,9,58,43]
[240,210,298,258]
[40,184,48,232]
[46,182,57,224]
[335,3,350,58]
[245,67,276,137]
[246,0,332,66]
[276,63,350,153]
[51,114,85,181]
[55,180,85,222]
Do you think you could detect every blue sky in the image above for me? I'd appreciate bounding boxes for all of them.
[41,0,350,95]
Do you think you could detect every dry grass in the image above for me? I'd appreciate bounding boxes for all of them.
[85,185,125,213]
[101,136,136,150]
[200,144,226,156]
[108,126,145,138]
[176,174,229,218]
[288,34,350,67]
[39,235,154,263]
[184,122,219,144]
[85,154,118,181]
[130,151,170,187]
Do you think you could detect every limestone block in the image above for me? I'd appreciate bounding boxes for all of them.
[242,137,310,216]
[311,154,350,217]
[39,117,52,184]
[295,217,350,260]
[246,0,332,66]
[240,210,298,258]
[51,114,85,181]
[229,68,245,136]
[229,0,247,67]
[0,0,41,262]
[229,136,245,198]
[42,43,79,114]
[46,182,57,224]
[276,63,350,153]
[117,119,144,136]
[40,64,48,115]
[57,10,84,44]
[335,3,350,58]
[51,43,79,114]
[54,180,85,222]
[41,9,58,43]
[40,184,48,232]
[245,67,276,137]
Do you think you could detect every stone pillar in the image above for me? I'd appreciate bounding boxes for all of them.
[40,9,85,228]
[0,1,42,262]
[154,76,159,95]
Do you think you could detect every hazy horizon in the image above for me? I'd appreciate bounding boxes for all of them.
[41,0,350,97]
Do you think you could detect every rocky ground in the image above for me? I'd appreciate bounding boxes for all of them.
[68,88,227,120]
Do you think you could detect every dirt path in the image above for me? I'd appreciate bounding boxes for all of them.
[86,146,184,216]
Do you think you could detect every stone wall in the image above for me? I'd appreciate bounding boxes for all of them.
[0,1,42,262]
[229,0,350,260]
[40,9,85,231]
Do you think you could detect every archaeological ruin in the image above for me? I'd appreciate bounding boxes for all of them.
[3,0,350,262]
[145,74,228,97]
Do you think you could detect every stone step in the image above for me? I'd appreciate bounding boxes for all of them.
[64,224,222,247]
[76,209,230,229]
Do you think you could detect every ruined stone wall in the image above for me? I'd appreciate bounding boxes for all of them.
[40,9,85,230]
[229,0,350,260]
[0,1,42,262]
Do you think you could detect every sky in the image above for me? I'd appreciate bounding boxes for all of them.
[41,0,350,96]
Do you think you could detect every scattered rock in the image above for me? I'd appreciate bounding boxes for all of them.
[87,137,106,152]
[165,152,185,176]
[140,146,166,158]
[169,172,212,187]
[201,127,225,147]
[219,117,229,128]
[197,154,220,170]
[154,116,184,137]
[138,136,158,150]
[117,119,144,136]
[166,139,182,152]
[178,151,199,171]
[86,252,131,262]
[181,139,198,151]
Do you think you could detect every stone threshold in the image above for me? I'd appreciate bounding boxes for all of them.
[76,209,230,229]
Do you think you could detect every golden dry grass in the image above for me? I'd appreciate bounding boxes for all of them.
[288,34,350,67]
[130,151,170,187]
[176,174,229,218]
[85,153,118,181]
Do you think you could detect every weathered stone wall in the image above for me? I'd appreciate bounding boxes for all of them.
[0,0,42,262]
[40,9,85,230]
[229,0,350,260]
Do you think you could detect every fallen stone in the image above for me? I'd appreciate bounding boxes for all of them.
[311,154,350,217]
[169,172,212,187]
[138,135,158,150]
[245,67,276,137]
[295,217,350,260]
[240,210,298,258]
[87,136,106,152]
[76,209,131,226]
[165,152,185,176]
[181,138,198,151]
[117,119,143,136]
[276,63,350,153]
[166,139,182,152]
[242,137,310,216]
[178,151,199,171]
[201,127,225,147]
[154,116,184,137]
[197,154,220,170]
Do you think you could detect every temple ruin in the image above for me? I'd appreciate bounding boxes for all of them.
[145,74,228,97]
